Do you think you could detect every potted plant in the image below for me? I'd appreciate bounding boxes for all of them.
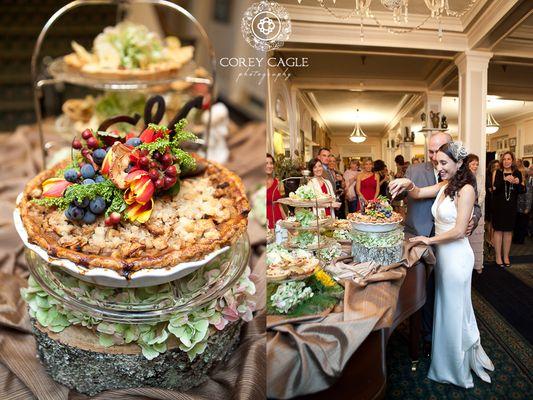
[274,155,303,196]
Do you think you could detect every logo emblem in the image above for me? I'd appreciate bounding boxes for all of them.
[241,1,291,51]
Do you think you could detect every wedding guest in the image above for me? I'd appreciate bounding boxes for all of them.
[266,154,286,229]
[318,147,336,190]
[485,160,500,246]
[465,153,482,273]
[328,154,346,218]
[517,159,527,185]
[356,158,380,210]
[343,159,360,213]
[466,154,479,175]
[373,159,389,197]
[308,157,336,217]
[492,151,525,267]
[514,160,533,244]
[394,155,405,178]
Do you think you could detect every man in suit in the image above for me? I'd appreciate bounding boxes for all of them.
[402,132,481,355]
[318,147,337,190]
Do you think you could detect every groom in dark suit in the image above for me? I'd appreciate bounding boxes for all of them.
[402,132,481,354]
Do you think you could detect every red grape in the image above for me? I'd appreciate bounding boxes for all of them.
[164,176,176,189]
[165,165,178,177]
[155,178,165,189]
[87,137,99,149]
[139,156,150,167]
[148,169,160,181]
[72,138,83,150]
[81,129,93,140]
[109,212,121,225]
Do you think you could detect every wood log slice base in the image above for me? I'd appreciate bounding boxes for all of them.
[351,242,403,266]
[31,318,243,396]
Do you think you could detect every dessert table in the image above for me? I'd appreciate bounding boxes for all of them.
[266,239,435,399]
[0,120,266,400]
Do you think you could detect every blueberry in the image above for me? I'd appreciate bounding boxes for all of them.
[73,197,89,208]
[89,196,106,214]
[94,174,105,183]
[81,164,95,179]
[64,169,78,183]
[82,210,96,224]
[92,148,107,165]
[126,138,142,147]
[82,178,95,185]
[66,205,84,221]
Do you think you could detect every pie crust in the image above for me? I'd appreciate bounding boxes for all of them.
[19,156,249,276]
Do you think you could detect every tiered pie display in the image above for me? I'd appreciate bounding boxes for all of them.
[15,107,255,394]
[348,196,404,265]
[276,186,336,256]
[266,185,343,319]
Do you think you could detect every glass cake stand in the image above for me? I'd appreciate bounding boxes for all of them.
[24,233,250,324]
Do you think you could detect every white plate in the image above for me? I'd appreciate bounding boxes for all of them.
[14,194,229,288]
[350,220,402,233]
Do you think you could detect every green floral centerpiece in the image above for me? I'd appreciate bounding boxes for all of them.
[267,270,343,317]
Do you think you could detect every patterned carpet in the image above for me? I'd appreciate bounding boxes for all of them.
[385,290,532,399]
[384,230,532,398]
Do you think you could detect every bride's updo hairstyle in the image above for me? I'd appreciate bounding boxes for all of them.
[438,141,478,200]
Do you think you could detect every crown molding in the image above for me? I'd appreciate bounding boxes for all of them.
[492,38,533,58]
[498,110,533,125]
[305,91,334,137]
[292,77,428,92]
[288,20,468,51]
[284,4,464,31]
[382,94,422,136]
[297,89,332,136]
[466,0,522,48]
[461,0,491,29]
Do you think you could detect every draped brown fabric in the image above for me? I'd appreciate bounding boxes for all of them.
[0,122,266,400]
[266,242,434,399]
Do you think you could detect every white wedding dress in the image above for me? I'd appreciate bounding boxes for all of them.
[428,185,494,388]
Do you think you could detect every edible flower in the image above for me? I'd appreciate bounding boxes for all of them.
[139,124,169,143]
[125,199,154,223]
[123,170,155,222]
[41,178,72,198]
[124,170,154,205]
[314,269,336,288]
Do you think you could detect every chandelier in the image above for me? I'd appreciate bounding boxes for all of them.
[349,108,367,143]
[296,0,479,41]
[485,112,500,135]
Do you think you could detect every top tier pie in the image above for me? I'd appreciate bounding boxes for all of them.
[18,122,248,276]
[64,22,194,80]
[348,196,402,224]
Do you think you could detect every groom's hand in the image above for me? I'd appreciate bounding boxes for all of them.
[409,236,431,246]
[465,217,476,236]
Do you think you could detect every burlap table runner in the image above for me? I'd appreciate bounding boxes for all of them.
[266,241,434,399]
[0,121,266,400]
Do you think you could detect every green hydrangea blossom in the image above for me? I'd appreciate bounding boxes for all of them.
[21,265,256,361]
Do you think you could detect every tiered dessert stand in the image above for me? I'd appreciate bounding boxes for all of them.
[21,2,254,395]
[31,0,216,169]
[276,195,336,262]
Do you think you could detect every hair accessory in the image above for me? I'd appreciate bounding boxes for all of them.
[448,141,468,162]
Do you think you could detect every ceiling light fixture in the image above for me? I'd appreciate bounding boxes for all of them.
[297,0,478,42]
[350,108,367,143]
[485,112,500,135]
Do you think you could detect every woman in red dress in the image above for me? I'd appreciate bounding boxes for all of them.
[308,158,336,217]
[266,154,285,229]
[356,158,380,211]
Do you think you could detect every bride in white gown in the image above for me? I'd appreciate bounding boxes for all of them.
[389,141,494,388]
